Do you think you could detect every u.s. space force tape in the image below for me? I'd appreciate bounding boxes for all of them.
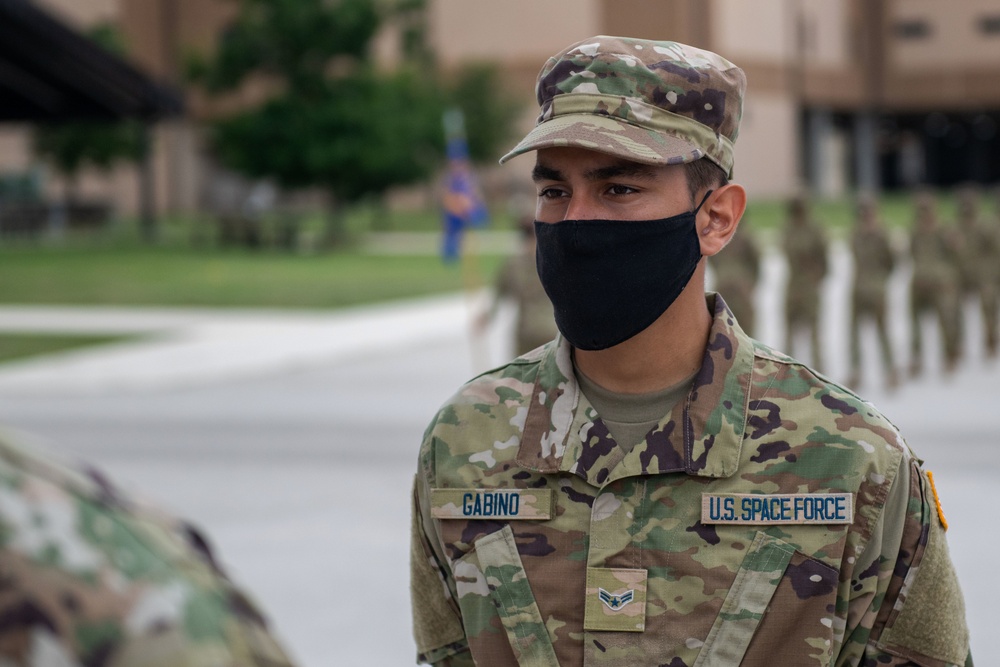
[701,493,854,525]
[431,489,553,520]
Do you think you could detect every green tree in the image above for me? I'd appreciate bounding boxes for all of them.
[32,25,144,204]
[192,0,445,244]
[446,63,522,166]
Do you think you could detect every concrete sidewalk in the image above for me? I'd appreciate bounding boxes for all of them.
[0,294,483,394]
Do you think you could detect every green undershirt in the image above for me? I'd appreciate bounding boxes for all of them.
[576,366,699,453]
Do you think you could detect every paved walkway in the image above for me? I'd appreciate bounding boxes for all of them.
[0,293,482,394]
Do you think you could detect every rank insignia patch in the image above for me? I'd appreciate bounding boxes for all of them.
[584,567,646,632]
[598,588,634,611]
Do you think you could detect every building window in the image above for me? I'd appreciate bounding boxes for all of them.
[979,16,1000,35]
[893,19,931,39]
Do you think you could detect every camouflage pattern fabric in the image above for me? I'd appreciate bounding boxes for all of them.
[0,429,296,667]
[849,220,896,382]
[411,294,970,666]
[711,230,759,336]
[782,215,828,371]
[494,250,558,357]
[500,36,746,177]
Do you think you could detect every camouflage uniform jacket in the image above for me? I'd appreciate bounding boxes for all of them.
[783,221,828,291]
[956,219,1000,290]
[911,227,960,292]
[851,226,895,306]
[412,295,970,667]
[495,251,558,356]
[0,430,296,667]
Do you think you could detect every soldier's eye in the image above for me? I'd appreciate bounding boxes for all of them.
[608,184,638,196]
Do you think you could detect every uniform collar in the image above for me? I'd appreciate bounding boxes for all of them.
[516,294,754,487]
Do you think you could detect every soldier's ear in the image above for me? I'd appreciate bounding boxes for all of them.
[697,183,747,257]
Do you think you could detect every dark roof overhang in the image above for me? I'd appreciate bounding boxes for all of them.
[0,0,183,122]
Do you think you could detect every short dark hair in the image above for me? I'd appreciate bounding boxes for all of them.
[684,158,728,205]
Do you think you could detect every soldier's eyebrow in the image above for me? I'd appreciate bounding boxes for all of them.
[585,163,658,181]
[532,164,563,182]
[532,162,658,182]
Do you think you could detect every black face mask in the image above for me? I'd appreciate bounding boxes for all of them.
[534,191,711,351]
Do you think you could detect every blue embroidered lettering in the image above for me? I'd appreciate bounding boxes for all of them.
[462,493,474,516]
[701,493,853,524]
[802,496,815,520]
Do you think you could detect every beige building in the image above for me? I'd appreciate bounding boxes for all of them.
[432,0,1000,198]
[2,0,1000,216]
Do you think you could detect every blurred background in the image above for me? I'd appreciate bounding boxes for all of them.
[0,0,997,664]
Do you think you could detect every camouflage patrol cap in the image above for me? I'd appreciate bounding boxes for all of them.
[500,36,746,176]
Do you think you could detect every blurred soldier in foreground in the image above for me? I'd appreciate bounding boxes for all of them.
[710,215,760,336]
[954,185,1000,357]
[910,193,962,375]
[477,216,557,357]
[848,196,898,389]
[782,196,828,371]
[0,428,295,667]
[412,35,969,667]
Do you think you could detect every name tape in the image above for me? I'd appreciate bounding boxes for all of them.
[431,489,553,520]
[701,493,854,525]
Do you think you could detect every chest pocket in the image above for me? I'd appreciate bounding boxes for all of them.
[454,525,560,667]
[694,532,839,667]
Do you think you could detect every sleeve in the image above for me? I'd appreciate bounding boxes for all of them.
[839,456,972,667]
[484,257,518,322]
[882,233,896,274]
[748,237,761,283]
[410,475,473,666]
[816,229,829,276]
[0,448,298,667]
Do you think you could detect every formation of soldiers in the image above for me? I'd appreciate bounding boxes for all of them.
[711,186,1000,390]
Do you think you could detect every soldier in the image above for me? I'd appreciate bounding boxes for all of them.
[411,36,970,667]
[782,196,828,372]
[954,185,1000,357]
[0,428,296,667]
[710,214,760,336]
[847,195,898,389]
[478,215,558,357]
[910,193,963,376]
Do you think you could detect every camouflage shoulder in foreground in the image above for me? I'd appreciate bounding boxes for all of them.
[412,295,969,666]
[0,429,296,667]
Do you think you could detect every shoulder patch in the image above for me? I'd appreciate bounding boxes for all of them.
[925,470,948,531]
[877,482,969,665]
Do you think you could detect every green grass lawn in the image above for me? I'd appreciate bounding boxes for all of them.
[0,244,504,309]
[0,333,137,364]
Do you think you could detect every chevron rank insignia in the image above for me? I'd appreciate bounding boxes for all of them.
[585,568,646,632]
[598,588,634,611]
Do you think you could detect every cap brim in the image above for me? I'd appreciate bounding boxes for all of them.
[499,113,704,166]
